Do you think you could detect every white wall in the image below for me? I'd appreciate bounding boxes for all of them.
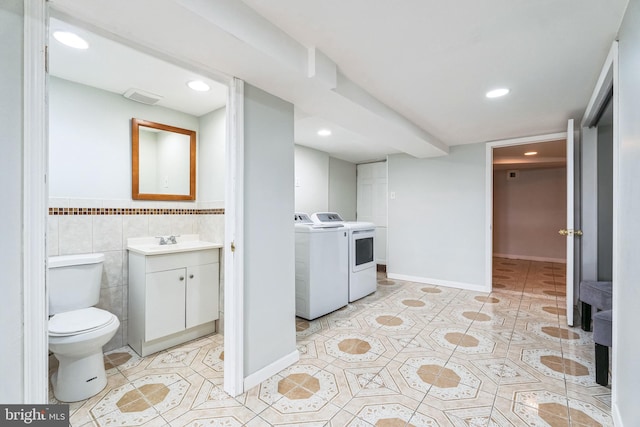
[0,0,24,403]
[493,167,566,262]
[387,144,486,290]
[328,157,357,220]
[294,145,329,215]
[294,145,357,219]
[357,161,388,264]
[199,107,226,204]
[49,77,199,201]
[243,84,297,378]
[614,1,640,424]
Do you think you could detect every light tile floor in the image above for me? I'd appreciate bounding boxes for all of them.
[51,258,613,426]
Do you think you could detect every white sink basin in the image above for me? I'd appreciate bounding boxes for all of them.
[127,235,222,255]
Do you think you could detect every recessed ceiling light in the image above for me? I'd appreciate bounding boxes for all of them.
[317,129,332,137]
[53,31,89,49]
[486,88,510,98]
[524,151,538,156]
[187,80,210,92]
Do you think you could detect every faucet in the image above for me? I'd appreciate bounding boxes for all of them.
[156,235,179,245]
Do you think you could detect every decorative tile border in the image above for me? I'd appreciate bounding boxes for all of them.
[49,207,224,216]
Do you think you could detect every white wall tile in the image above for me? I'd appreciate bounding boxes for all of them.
[131,200,159,209]
[93,216,123,252]
[171,214,196,235]
[148,215,172,237]
[68,198,102,208]
[123,215,149,248]
[49,198,69,208]
[58,216,92,255]
[102,199,132,209]
[97,286,123,320]
[47,216,59,256]
[101,250,123,288]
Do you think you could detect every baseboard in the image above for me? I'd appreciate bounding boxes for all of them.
[612,402,623,427]
[387,273,489,293]
[243,349,300,391]
[493,253,567,264]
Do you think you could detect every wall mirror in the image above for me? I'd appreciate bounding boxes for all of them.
[132,118,196,200]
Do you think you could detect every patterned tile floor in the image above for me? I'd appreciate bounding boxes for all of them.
[50,258,613,426]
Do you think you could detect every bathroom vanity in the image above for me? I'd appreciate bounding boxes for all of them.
[127,235,222,356]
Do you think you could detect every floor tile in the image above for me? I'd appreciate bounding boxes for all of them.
[52,258,611,426]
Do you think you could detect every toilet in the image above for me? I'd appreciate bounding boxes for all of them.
[48,253,120,402]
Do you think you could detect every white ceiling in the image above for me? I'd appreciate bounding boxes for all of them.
[49,18,228,117]
[48,0,628,163]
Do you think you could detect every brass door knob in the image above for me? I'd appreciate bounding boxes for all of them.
[559,229,583,236]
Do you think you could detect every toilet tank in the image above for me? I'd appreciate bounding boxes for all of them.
[48,253,105,315]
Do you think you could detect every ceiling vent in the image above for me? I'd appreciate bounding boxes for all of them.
[123,88,163,105]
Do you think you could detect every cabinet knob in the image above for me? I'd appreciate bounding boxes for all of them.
[179,276,185,281]
[189,274,194,279]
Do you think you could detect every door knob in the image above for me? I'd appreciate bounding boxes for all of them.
[559,229,583,236]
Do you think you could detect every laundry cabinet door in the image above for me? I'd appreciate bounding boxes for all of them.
[185,262,220,329]
[145,268,187,341]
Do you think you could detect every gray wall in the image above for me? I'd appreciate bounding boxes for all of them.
[387,144,486,290]
[0,0,24,403]
[615,0,640,423]
[597,124,613,281]
[329,157,357,221]
[243,84,296,376]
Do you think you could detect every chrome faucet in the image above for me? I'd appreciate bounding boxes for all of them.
[157,235,179,245]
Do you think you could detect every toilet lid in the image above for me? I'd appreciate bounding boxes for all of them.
[49,307,115,336]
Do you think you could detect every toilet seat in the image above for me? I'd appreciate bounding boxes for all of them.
[49,307,117,337]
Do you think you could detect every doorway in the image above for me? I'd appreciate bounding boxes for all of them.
[485,133,570,293]
[491,140,568,299]
[46,16,242,400]
[492,141,567,263]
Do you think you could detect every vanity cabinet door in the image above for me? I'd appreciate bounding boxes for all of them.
[185,263,220,328]
[146,268,187,341]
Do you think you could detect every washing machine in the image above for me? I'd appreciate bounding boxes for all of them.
[310,212,377,302]
[294,213,349,320]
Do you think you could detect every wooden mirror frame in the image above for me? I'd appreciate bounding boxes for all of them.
[132,118,196,201]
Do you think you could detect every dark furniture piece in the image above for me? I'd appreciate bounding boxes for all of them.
[593,309,612,386]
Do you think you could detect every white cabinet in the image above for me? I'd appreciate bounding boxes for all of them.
[128,248,220,356]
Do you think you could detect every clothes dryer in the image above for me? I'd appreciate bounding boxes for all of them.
[294,213,349,319]
[310,212,377,302]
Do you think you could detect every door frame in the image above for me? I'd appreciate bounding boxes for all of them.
[24,3,246,401]
[223,78,245,396]
[23,0,49,403]
[484,132,568,292]
[580,41,619,420]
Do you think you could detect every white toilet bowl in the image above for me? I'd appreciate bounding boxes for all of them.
[49,307,120,402]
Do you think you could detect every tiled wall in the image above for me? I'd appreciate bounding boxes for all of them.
[48,198,225,352]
